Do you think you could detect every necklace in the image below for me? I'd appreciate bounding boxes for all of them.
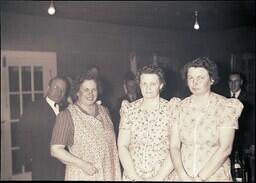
[76,103,98,117]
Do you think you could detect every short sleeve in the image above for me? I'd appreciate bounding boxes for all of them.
[51,109,74,146]
[218,98,244,129]
[168,97,181,128]
[119,100,132,130]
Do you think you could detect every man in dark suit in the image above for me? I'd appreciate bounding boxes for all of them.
[226,72,254,160]
[19,76,67,180]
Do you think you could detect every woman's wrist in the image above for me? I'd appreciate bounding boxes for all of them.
[77,159,90,169]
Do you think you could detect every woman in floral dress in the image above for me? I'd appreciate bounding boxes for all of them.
[50,72,121,181]
[169,57,243,181]
[118,64,177,181]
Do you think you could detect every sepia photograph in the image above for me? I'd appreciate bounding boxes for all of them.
[1,1,255,181]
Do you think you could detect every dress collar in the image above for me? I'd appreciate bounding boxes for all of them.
[75,103,99,117]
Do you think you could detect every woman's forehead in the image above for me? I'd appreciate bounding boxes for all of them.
[140,73,159,80]
[80,80,97,87]
[187,67,209,76]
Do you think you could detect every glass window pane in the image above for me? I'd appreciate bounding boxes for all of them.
[11,122,19,147]
[12,149,23,174]
[22,66,31,91]
[10,95,20,119]
[8,66,19,92]
[35,93,44,101]
[34,66,43,91]
[22,94,32,111]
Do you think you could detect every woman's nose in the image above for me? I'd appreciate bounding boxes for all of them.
[87,90,94,96]
[145,85,151,90]
[192,80,198,86]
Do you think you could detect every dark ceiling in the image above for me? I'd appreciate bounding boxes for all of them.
[1,1,255,32]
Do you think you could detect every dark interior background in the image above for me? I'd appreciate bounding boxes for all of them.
[1,1,255,177]
[1,0,255,107]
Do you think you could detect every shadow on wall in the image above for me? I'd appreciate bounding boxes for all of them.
[160,67,190,100]
[211,58,231,95]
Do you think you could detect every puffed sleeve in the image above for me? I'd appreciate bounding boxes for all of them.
[218,98,244,129]
[119,100,132,130]
[169,97,181,128]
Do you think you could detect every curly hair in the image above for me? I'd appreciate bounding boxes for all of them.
[181,57,219,85]
[70,72,99,103]
[136,64,166,89]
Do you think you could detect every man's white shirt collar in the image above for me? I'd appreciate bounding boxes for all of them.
[230,89,241,99]
[46,96,59,115]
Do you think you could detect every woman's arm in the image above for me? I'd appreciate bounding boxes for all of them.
[51,144,98,176]
[170,123,193,181]
[196,128,235,181]
[118,129,144,181]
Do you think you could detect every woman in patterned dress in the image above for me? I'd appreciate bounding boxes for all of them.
[169,57,244,181]
[118,64,176,181]
[50,72,121,181]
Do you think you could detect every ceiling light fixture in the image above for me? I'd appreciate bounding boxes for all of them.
[48,1,55,15]
[194,10,200,30]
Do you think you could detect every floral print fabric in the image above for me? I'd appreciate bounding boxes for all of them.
[170,92,243,181]
[119,98,174,180]
[65,104,121,181]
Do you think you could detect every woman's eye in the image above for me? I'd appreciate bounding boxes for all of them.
[82,89,89,93]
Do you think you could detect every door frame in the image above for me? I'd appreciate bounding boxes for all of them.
[1,50,57,180]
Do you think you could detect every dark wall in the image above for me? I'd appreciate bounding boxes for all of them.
[1,12,190,107]
[193,27,255,95]
[1,12,255,107]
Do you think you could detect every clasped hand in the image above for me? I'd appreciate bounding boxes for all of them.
[80,160,98,176]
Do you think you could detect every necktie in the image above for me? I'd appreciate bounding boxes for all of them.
[232,92,236,98]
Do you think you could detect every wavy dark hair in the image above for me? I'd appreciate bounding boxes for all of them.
[181,57,219,85]
[70,72,99,103]
[136,64,166,91]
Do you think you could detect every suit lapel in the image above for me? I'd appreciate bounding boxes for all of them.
[42,98,56,117]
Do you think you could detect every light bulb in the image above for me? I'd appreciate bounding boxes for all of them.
[48,7,55,15]
[48,1,55,15]
[194,10,199,30]
[194,21,200,30]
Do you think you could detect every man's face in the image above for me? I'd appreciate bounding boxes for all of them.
[229,74,243,93]
[47,79,67,103]
[126,80,137,95]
